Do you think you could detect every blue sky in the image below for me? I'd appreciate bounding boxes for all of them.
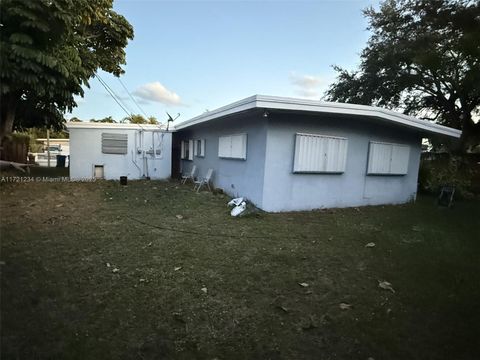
[70,0,379,125]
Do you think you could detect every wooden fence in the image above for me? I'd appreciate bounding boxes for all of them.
[0,138,29,163]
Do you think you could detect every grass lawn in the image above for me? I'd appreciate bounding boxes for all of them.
[1,177,479,359]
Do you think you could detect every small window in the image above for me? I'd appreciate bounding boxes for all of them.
[293,133,348,173]
[194,139,205,157]
[218,134,247,160]
[181,140,194,160]
[367,141,410,175]
[181,141,186,159]
[102,133,128,154]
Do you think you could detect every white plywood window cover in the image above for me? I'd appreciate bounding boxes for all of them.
[293,133,348,173]
[218,134,247,159]
[367,141,410,175]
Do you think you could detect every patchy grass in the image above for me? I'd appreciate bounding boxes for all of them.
[1,179,479,359]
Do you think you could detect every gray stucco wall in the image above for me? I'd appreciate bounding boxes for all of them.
[262,113,422,211]
[177,113,268,208]
[177,111,422,212]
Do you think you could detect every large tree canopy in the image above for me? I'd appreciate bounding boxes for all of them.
[0,0,133,140]
[325,0,480,152]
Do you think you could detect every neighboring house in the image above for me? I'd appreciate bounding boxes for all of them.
[174,95,461,212]
[66,122,172,180]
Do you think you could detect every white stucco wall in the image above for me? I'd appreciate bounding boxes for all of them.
[261,114,422,211]
[69,127,172,180]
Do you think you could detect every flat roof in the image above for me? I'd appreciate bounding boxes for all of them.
[174,95,461,138]
[65,122,167,131]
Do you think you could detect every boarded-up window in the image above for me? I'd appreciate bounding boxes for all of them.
[367,141,410,175]
[293,133,348,173]
[218,134,247,160]
[102,133,128,154]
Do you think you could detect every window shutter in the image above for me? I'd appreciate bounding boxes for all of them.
[218,134,247,159]
[181,141,186,159]
[293,133,348,173]
[367,142,410,175]
[188,140,194,160]
[102,133,128,154]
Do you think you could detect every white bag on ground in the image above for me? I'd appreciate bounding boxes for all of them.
[231,202,247,216]
[227,197,244,207]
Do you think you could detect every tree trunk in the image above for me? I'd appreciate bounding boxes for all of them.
[0,94,18,144]
[454,113,479,154]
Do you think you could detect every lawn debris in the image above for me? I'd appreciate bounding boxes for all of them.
[339,303,352,310]
[227,197,244,207]
[172,312,186,323]
[298,282,309,288]
[300,316,318,331]
[112,267,120,273]
[174,266,182,271]
[378,280,395,293]
[201,287,208,294]
[276,305,289,313]
[55,203,63,208]
[175,214,184,220]
[231,201,247,217]
[365,242,376,248]
[106,262,111,268]
[139,278,146,283]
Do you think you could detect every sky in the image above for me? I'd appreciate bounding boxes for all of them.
[69,0,379,126]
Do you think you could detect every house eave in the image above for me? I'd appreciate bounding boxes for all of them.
[174,95,462,139]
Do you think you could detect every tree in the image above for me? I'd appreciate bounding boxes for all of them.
[90,116,116,123]
[325,0,480,152]
[0,0,134,141]
[123,114,159,124]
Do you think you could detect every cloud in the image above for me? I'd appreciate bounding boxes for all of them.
[133,82,182,105]
[289,72,325,99]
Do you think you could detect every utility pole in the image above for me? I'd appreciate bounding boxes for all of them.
[47,129,50,167]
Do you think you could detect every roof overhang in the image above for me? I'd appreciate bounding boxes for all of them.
[65,122,168,131]
[174,95,461,138]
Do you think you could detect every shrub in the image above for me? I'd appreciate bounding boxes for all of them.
[419,154,480,198]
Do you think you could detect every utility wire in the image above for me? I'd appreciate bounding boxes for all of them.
[98,74,135,115]
[96,73,134,117]
[117,77,149,118]
[95,75,132,118]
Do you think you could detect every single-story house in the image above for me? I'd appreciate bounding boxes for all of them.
[66,122,172,180]
[174,95,461,212]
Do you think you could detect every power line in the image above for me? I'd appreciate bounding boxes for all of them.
[96,73,134,117]
[117,77,149,118]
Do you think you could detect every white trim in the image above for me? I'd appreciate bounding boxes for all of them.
[174,95,461,138]
[66,122,167,131]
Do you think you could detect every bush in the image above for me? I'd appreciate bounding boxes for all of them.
[419,154,480,198]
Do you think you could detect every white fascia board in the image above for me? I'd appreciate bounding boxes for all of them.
[173,96,258,130]
[66,122,168,131]
[174,95,462,138]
